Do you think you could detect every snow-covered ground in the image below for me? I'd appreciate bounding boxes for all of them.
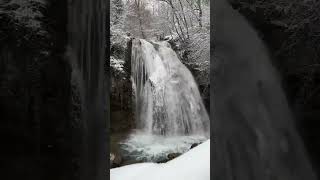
[110,139,210,180]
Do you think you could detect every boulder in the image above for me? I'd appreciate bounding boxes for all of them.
[110,153,122,168]
[190,143,201,149]
[167,153,182,160]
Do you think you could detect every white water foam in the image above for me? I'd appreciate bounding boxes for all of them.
[119,130,207,162]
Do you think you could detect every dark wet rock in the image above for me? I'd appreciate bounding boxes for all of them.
[167,153,182,160]
[110,38,134,134]
[190,142,201,149]
[157,158,169,164]
[110,153,122,168]
[155,152,182,163]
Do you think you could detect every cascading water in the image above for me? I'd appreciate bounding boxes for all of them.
[131,39,210,136]
[119,39,209,163]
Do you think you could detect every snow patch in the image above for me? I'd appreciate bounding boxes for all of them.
[110,56,125,73]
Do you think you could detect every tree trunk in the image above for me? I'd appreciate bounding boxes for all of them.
[139,17,146,39]
[178,0,190,38]
[197,0,202,27]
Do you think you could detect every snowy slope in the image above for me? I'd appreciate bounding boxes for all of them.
[110,139,210,180]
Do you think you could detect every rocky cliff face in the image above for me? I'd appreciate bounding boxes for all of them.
[110,36,134,133]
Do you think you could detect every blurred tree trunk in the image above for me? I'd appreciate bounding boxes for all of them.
[197,0,202,27]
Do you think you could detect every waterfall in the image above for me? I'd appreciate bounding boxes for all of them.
[131,39,210,137]
[118,39,209,163]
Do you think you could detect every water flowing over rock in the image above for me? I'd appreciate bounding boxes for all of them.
[131,39,210,137]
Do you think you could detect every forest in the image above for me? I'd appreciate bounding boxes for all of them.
[110,0,210,114]
[110,0,211,174]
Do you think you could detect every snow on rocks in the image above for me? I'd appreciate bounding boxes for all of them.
[110,56,125,74]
